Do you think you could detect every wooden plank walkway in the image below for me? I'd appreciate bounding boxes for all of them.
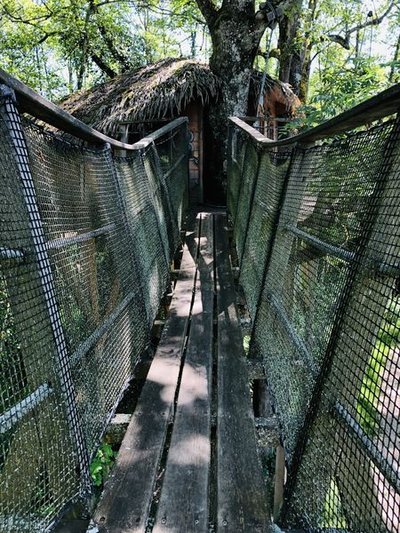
[94,212,269,532]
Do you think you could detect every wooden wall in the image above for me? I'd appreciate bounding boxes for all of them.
[185,101,203,204]
[119,100,204,204]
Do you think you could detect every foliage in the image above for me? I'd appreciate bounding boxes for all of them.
[0,274,26,412]
[0,274,29,476]
[310,55,387,118]
[321,479,347,529]
[243,334,251,355]
[1,0,129,96]
[0,0,206,97]
[89,442,116,487]
[357,297,400,436]
[286,58,389,130]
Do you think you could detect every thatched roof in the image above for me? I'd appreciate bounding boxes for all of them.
[60,58,300,136]
[61,58,220,136]
[250,71,301,115]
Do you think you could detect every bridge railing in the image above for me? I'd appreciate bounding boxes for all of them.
[0,74,188,532]
[228,84,400,532]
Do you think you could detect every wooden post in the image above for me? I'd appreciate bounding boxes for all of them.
[274,444,286,520]
[199,107,204,204]
[119,123,129,157]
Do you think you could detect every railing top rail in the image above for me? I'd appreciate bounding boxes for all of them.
[230,82,400,146]
[0,67,187,150]
[238,116,293,122]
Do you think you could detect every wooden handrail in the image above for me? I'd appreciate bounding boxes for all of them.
[230,82,400,146]
[0,67,187,150]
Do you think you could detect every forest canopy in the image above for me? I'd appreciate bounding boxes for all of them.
[0,0,399,123]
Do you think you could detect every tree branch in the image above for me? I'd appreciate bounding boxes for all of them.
[140,3,205,25]
[255,0,293,32]
[348,0,396,36]
[389,31,400,82]
[91,52,118,78]
[327,33,351,50]
[258,47,281,59]
[195,0,218,28]
[36,31,59,45]
[221,0,253,9]
[328,0,396,50]
[2,5,53,26]
[95,20,131,71]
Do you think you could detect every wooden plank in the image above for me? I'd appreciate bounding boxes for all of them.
[215,215,270,532]
[94,223,199,532]
[273,445,286,520]
[153,214,214,532]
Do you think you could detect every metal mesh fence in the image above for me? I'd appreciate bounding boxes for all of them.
[0,86,188,532]
[228,112,400,532]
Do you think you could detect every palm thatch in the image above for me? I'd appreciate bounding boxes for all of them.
[61,58,300,136]
[61,58,221,136]
[250,71,301,115]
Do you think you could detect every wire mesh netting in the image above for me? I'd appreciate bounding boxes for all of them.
[0,97,81,533]
[228,129,293,317]
[228,116,400,532]
[0,88,188,532]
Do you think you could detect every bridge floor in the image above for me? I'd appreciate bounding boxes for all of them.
[93,212,270,532]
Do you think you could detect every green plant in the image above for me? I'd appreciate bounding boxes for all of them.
[0,275,27,415]
[243,334,251,356]
[357,296,400,436]
[320,479,347,529]
[89,443,116,487]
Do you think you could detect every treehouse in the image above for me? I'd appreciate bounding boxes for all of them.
[61,58,299,203]
[248,71,301,139]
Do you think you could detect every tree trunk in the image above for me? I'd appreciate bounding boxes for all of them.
[198,0,268,202]
[278,0,303,95]
[197,0,310,202]
[298,0,318,101]
[389,32,400,83]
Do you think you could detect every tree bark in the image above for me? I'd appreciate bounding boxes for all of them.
[298,0,317,101]
[96,18,131,72]
[277,0,303,95]
[91,52,117,78]
[197,0,269,202]
[77,0,96,89]
[389,32,400,83]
